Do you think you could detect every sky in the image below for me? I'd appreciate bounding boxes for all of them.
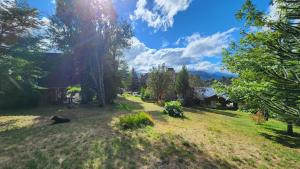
[27,0,272,73]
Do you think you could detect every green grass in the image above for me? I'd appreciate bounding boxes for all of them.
[0,95,299,168]
[118,112,154,129]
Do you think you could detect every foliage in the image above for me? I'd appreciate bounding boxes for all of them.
[67,85,81,94]
[0,84,40,109]
[176,66,193,105]
[118,61,130,89]
[214,0,300,134]
[140,87,152,101]
[163,101,184,118]
[129,68,139,92]
[67,85,81,101]
[0,0,44,108]
[176,66,190,96]
[118,112,154,129]
[147,64,174,102]
[251,110,266,125]
[189,75,205,88]
[50,0,132,106]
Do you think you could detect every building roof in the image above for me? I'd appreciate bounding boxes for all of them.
[194,87,228,100]
[39,53,78,88]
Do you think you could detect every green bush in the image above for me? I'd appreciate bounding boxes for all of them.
[141,88,152,101]
[119,112,154,129]
[163,101,184,118]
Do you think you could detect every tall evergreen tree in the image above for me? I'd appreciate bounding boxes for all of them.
[130,68,139,92]
[175,66,191,104]
[214,0,300,135]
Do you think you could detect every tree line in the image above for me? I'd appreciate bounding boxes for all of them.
[127,65,206,106]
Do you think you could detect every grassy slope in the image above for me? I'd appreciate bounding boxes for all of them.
[0,95,299,169]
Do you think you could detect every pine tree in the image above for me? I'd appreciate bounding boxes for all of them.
[175,66,191,105]
[130,68,139,92]
[216,0,300,135]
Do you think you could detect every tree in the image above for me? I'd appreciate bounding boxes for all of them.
[147,65,173,102]
[189,75,205,88]
[129,68,139,92]
[175,66,191,105]
[0,0,44,108]
[50,0,132,106]
[215,0,300,135]
[118,60,130,89]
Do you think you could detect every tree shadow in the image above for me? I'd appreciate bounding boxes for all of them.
[147,110,169,123]
[260,127,300,148]
[186,107,239,118]
[0,105,65,116]
[85,132,237,169]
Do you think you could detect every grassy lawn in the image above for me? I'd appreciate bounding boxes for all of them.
[0,95,299,169]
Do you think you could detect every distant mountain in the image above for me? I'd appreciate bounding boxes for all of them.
[189,70,235,80]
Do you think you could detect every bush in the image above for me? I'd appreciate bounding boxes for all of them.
[141,88,150,100]
[251,110,266,125]
[119,112,154,129]
[163,101,184,118]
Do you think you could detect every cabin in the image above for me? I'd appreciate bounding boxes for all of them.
[38,53,79,105]
[194,87,236,109]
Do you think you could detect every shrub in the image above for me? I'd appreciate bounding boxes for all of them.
[141,88,152,101]
[251,110,266,125]
[119,112,154,129]
[163,101,184,118]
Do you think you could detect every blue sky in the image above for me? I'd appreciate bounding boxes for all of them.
[28,0,272,73]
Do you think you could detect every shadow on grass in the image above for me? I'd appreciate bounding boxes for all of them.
[85,132,237,169]
[260,127,300,148]
[185,106,239,118]
[0,105,65,116]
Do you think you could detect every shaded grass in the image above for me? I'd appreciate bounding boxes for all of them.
[0,95,299,168]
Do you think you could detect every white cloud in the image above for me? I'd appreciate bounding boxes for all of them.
[130,0,192,31]
[123,28,236,73]
[182,28,236,58]
[161,40,169,48]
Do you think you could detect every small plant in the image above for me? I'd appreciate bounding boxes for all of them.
[163,101,184,118]
[251,110,266,125]
[119,112,154,129]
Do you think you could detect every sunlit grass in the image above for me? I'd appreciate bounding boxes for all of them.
[0,115,40,132]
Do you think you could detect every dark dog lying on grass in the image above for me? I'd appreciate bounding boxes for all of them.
[50,116,71,124]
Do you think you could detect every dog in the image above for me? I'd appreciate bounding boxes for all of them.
[50,116,71,124]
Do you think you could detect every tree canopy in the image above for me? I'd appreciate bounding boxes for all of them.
[214,0,300,135]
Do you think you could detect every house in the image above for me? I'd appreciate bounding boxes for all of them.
[38,53,79,105]
[194,87,236,109]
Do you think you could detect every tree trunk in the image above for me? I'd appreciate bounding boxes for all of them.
[287,121,293,136]
[94,50,106,107]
